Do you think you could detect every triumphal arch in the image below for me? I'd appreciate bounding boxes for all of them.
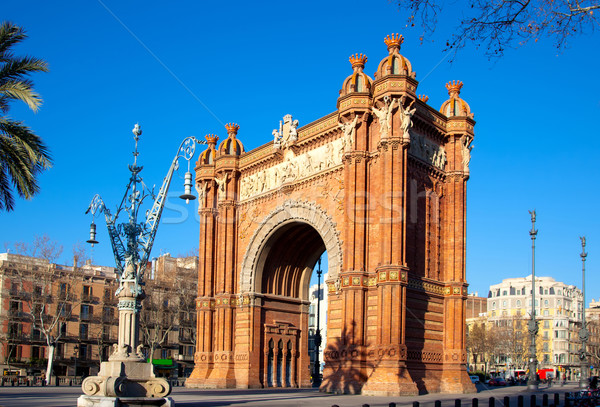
[186,34,476,395]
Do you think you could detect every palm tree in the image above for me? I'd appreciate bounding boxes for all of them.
[0,21,50,211]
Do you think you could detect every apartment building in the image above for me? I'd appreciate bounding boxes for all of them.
[487,275,583,376]
[0,252,197,380]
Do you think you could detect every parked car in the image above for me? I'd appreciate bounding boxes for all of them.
[470,375,480,384]
[489,377,507,386]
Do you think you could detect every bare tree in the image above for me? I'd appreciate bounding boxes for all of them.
[140,255,197,365]
[11,258,83,384]
[7,234,63,262]
[467,319,489,372]
[397,0,600,57]
[140,281,178,363]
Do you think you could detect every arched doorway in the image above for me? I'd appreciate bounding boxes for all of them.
[251,220,329,388]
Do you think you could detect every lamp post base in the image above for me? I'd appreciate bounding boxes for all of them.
[80,359,171,400]
[77,395,174,407]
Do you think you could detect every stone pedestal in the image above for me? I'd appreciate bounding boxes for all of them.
[78,358,172,406]
[77,395,173,407]
[78,276,171,406]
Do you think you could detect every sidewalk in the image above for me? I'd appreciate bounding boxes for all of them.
[0,382,581,407]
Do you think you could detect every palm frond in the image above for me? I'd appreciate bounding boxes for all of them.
[0,21,50,211]
[0,22,26,58]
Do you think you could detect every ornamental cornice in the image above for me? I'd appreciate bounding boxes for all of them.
[372,75,418,97]
[337,93,372,114]
[407,277,445,296]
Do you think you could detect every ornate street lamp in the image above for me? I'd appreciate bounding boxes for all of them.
[579,236,589,389]
[312,258,323,387]
[79,124,205,404]
[73,344,79,383]
[527,210,539,390]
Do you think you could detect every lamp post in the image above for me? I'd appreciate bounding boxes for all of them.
[312,258,323,388]
[527,210,539,390]
[79,124,205,404]
[579,237,589,389]
[73,345,79,384]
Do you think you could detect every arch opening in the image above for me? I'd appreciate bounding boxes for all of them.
[253,220,329,388]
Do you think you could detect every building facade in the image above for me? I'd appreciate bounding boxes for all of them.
[487,276,584,378]
[0,252,197,380]
[0,253,119,379]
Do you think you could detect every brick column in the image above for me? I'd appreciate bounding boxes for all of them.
[362,103,417,396]
[439,132,475,393]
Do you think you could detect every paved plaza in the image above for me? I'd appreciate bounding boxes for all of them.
[0,383,581,407]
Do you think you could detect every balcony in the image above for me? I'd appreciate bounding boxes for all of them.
[81,293,97,303]
[7,332,25,341]
[8,309,24,319]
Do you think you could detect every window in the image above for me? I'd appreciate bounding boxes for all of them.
[59,302,72,317]
[79,323,89,340]
[502,300,507,308]
[103,307,113,321]
[516,300,521,307]
[492,302,496,309]
[31,346,45,359]
[503,290,507,296]
[60,322,67,336]
[543,310,549,316]
[544,299,549,307]
[79,344,88,360]
[544,320,550,328]
[31,327,41,340]
[80,304,90,320]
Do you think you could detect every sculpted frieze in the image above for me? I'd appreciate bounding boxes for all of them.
[408,131,446,171]
[240,137,345,201]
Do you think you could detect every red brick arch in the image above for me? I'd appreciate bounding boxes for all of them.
[187,34,476,395]
[239,200,342,300]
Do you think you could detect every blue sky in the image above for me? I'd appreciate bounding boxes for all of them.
[2,1,599,301]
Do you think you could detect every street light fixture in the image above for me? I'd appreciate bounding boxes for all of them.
[527,210,539,390]
[73,344,79,383]
[579,236,589,389]
[79,124,205,404]
[312,258,323,388]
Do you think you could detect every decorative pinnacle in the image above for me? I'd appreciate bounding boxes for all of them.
[384,33,404,52]
[349,53,368,69]
[446,80,463,97]
[205,134,219,145]
[225,123,240,137]
[418,94,429,103]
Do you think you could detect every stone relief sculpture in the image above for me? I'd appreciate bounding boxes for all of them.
[399,98,416,143]
[408,132,446,170]
[372,95,397,139]
[461,136,473,173]
[215,173,228,200]
[241,136,345,200]
[339,114,359,153]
